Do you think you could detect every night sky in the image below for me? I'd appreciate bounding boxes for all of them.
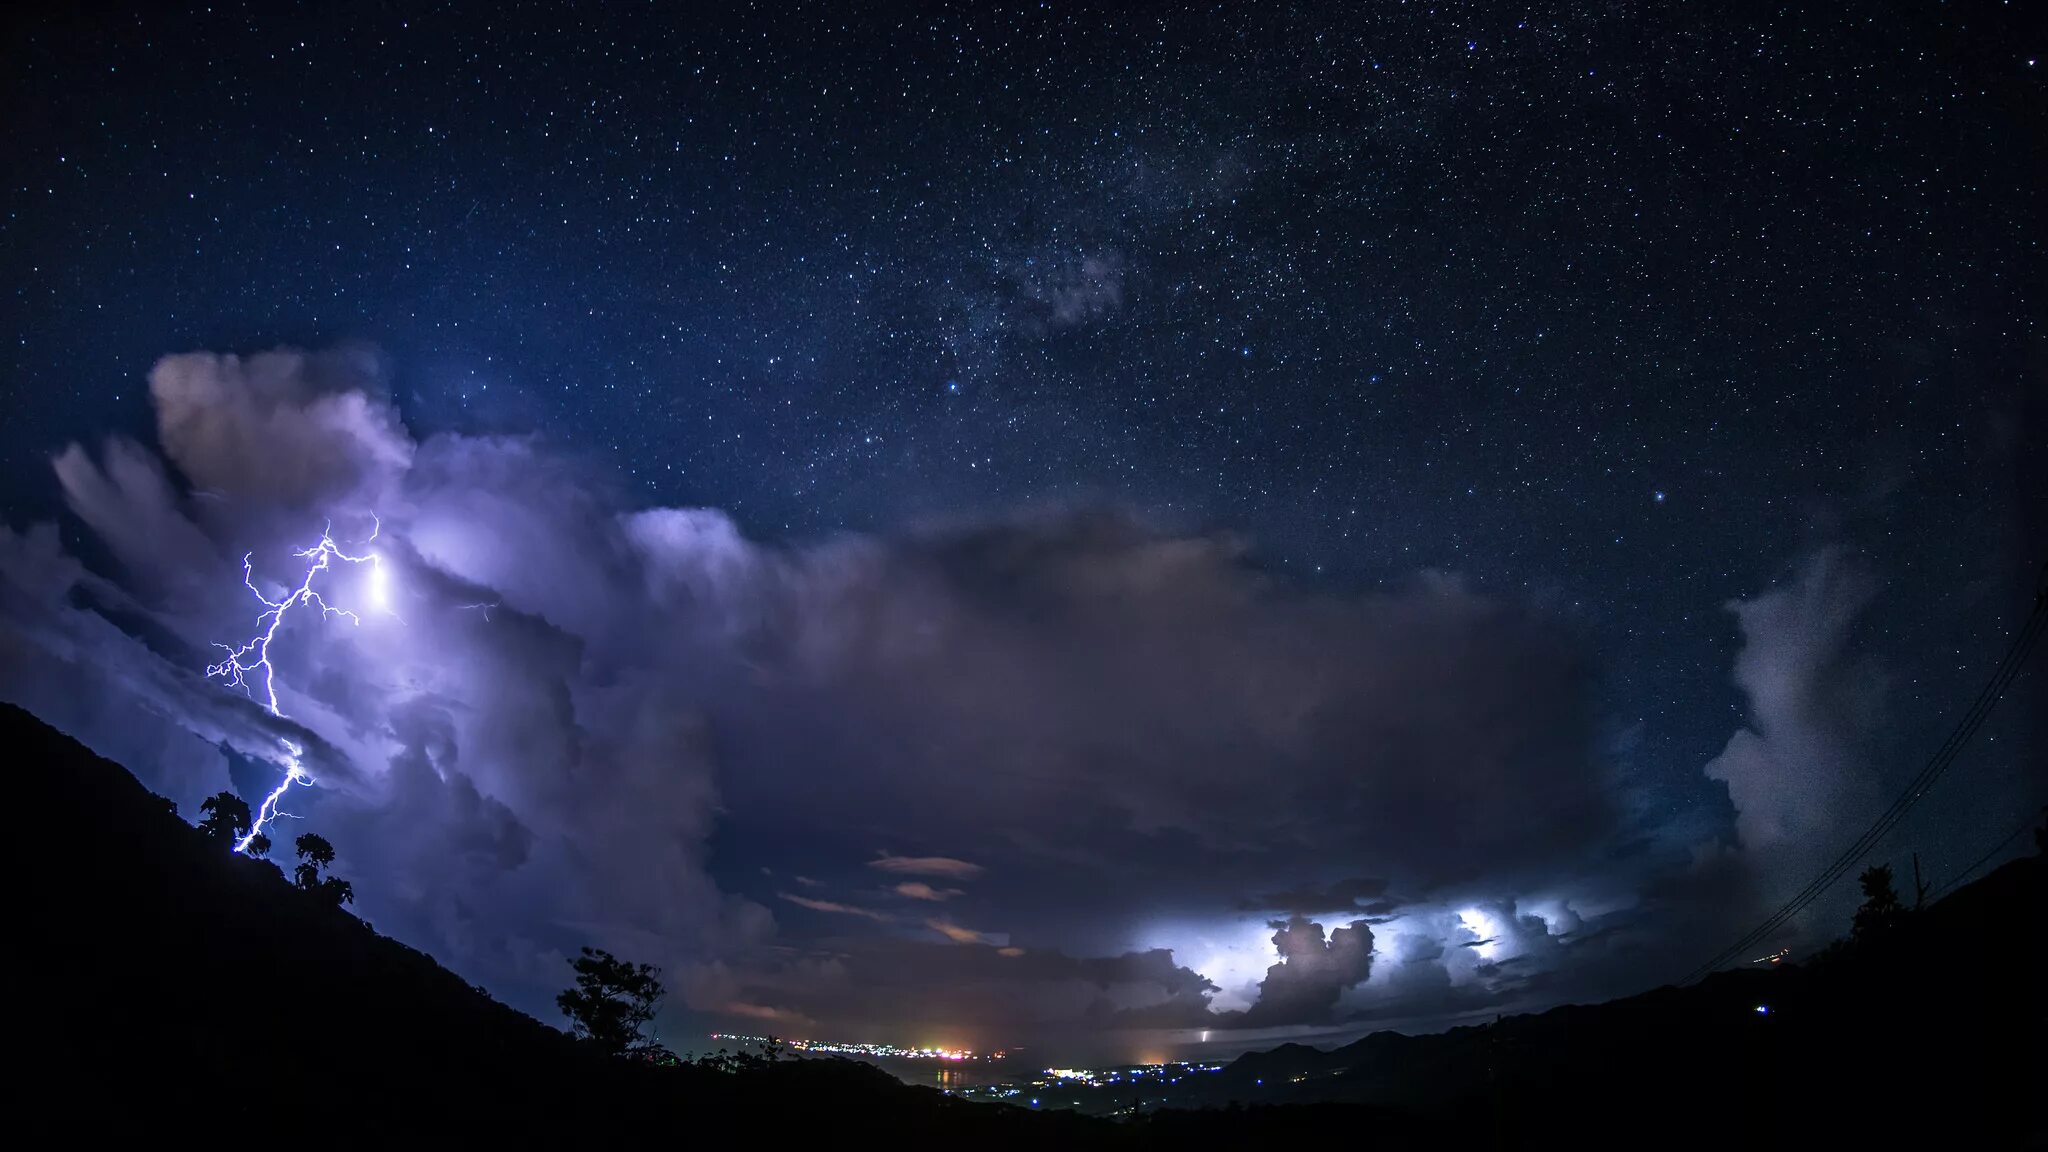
[3,3,2042,1060]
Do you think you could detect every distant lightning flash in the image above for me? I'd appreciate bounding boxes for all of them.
[206,516,383,853]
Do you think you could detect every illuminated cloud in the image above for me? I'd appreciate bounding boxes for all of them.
[0,344,1654,1046]
[927,918,1008,947]
[1705,548,1885,857]
[893,882,963,902]
[781,893,892,922]
[149,348,411,508]
[1457,909,1502,960]
[51,439,218,590]
[868,853,985,880]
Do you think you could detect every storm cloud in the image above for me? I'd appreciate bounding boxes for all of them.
[0,346,1678,1048]
[1237,917,1376,1027]
[1705,549,1885,860]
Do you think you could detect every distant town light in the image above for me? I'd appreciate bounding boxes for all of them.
[707,1032,975,1061]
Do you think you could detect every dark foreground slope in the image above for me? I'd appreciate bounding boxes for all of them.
[1193,854,2048,1146]
[9,704,1109,1145]
[12,700,2043,1147]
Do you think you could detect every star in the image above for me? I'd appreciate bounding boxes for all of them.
[1,0,2034,1067]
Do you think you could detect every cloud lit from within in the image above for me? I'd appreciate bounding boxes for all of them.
[0,345,1983,1056]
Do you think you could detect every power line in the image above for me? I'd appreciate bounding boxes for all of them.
[1927,807,2045,905]
[1679,563,2048,985]
[1684,596,2043,981]
[1683,601,2042,982]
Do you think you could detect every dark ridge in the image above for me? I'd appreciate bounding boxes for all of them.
[13,699,2043,1147]
[1189,855,2046,1145]
[9,703,1109,1144]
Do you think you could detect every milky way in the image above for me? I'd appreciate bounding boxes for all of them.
[1,2,2041,1057]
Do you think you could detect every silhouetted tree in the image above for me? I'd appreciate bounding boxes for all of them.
[695,1046,753,1074]
[294,833,336,874]
[197,792,251,846]
[556,947,665,1057]
[693,1036,787,1074]
[1851,863,1906,943]
[294,833,354,908]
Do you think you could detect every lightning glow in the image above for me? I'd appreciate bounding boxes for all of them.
[206,515,383,853]
[1458,908,1501,960]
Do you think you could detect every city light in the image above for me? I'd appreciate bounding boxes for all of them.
[709,1034,978,1061]
[708,1033,1236,1116]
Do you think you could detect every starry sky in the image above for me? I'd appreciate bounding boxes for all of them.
[2,2,2042,1060]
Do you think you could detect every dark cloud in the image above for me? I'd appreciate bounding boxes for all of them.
[702,936,1219,1049]
[1232,917,1376,1028]
[697,513,1612,912]
[1242,877,1395,915]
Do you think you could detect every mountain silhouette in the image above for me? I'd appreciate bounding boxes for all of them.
[12,700,2041,1147]
[1193,844,2045,1144]
[10,703,1107,1144]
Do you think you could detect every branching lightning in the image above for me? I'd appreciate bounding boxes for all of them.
[206,516,383,853]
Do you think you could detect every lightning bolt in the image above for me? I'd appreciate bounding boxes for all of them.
[206,515,382,853]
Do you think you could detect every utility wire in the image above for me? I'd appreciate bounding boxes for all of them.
[1680,562,2048,985]
[1927,806,2045,905]
[1684,600,2043,981]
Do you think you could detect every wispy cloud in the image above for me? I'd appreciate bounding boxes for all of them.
[926,918,1006,946]
[780,892,891,922]
[869,852,984,880]
[893,881,963,901]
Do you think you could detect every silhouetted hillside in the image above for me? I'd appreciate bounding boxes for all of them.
[10,704,1108,1144]
[1187,851,2046,1145]
[13,701,2042,1147]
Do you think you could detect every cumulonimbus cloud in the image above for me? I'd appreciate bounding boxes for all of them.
[1704,548,1884,857]
[0,345,1648,1042]
[1235,917,1376,1027]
